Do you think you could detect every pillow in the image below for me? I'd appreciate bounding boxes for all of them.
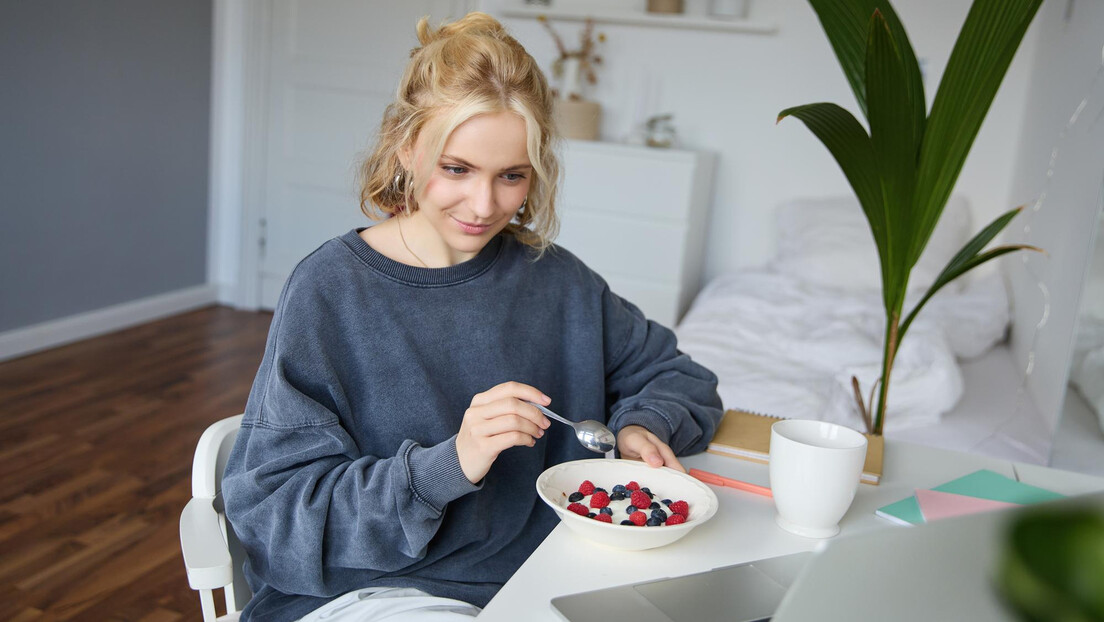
[771,195,973,293]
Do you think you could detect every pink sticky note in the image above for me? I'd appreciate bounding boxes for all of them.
[915,488,1020,522]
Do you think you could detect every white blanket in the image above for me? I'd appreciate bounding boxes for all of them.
[676,269,1010,433]
[1070,315,1104,429]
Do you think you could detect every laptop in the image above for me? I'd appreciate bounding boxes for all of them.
[551,491,1104,622]
[550,551,811,622]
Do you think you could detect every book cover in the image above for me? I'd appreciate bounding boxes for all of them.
[707,409,884,484]
[914,489,1020,522]
[875,469,1066,526]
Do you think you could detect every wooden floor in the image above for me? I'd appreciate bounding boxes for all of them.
[0,306,273,621]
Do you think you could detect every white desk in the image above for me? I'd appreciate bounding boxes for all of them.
[478,442,1104,621]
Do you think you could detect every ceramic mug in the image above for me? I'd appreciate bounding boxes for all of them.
[769,419,868,538]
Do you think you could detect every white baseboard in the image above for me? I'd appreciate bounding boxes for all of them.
[0,284,219,362]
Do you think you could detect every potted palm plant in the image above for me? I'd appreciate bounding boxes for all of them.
[778,0,1043,435]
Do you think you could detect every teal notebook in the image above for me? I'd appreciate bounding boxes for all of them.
[875,469,1065,526]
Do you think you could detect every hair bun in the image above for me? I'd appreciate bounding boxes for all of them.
[415,12,506,47]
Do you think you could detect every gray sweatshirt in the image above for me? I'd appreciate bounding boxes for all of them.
[222,229,723,621]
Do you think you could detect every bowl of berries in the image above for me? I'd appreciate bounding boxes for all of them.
[536,458,719,551]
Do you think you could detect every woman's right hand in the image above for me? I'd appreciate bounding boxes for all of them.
[456,381,551,483]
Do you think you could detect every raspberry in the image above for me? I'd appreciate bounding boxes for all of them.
[630,491,651,509]
[625,481,640,491]
[578,480,596,496]
[589,491,610,509]
[594,513,612,523]
[665,514,687,526]
[567,503,589,516]
[629,511,648,526]
[669,500,689,516]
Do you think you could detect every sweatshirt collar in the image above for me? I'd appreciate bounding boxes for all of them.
[340,228,504,286]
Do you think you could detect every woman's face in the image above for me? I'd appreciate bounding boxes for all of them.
[405,111,532,265]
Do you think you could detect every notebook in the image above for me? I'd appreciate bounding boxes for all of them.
[706,409,884,484]
[875,469,1065,526]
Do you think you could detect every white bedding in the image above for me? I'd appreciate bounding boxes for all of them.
[1070,316,1104,429]
[676,269,1010,434]
[675,195,1063,464]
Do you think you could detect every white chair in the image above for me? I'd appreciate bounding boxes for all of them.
[180,414,251,621]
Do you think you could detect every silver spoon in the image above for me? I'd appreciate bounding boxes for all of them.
[527,401,616,454]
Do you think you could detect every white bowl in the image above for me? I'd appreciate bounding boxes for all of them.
[536,458,719,551]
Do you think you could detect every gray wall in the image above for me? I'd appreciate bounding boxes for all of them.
[0,0,212,332]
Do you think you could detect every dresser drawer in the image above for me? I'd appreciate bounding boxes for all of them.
[557,211,688,283]
[555,140,713,325]
[559,141,698,222]
[603,276,682,327]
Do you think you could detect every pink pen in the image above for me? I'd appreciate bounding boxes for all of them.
[689,468,773,498]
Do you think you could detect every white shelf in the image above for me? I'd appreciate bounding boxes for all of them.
[499,5,778,35]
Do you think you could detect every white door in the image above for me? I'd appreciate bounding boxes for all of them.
[258,0,473,308]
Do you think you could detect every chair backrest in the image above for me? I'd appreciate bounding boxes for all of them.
[192,415,244,499]
[181,415,251,620]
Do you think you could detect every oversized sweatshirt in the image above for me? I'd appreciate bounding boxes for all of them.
[222,229,723,621]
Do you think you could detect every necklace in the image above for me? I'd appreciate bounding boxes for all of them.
[397,217,430,268]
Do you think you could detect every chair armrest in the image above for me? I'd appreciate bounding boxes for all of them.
[180,497,235,590]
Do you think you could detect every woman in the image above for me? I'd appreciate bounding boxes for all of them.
[222,12,723,621]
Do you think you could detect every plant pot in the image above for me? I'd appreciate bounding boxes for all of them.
[647,0,683,13]
[554,99,601,141]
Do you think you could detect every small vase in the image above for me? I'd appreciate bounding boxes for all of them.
[560,56,584,100]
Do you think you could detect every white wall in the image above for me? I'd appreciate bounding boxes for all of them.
[495,0,1041,282]
[1005,0,1104,430]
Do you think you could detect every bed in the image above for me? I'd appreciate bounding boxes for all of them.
[676,196,1055,464]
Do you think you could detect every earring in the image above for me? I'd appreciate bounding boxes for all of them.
[392,170,405,192]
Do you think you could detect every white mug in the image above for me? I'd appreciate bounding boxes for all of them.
[769,419,868,538]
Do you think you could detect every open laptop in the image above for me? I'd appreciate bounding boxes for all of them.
[550,551,811,622]
[552,491,1104,622]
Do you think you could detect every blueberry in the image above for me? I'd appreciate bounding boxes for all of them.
[593,487,606,494]
[626,505,637,514]
[600,507,613,515]
[609,492,626,501]
[645,517,662,527]
[620,520,634,526]
[612,484,627,494]
[641,487,654,498]
[651,509,668,522]
[587,512,596,518]
[568,492,584,503]
[649,502,660,510]
[662,499,673,506]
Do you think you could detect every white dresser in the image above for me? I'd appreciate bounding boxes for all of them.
[555,140,715,327]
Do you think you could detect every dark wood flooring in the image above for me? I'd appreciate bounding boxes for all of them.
[0,306,273,621]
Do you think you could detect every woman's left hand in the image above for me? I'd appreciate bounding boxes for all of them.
[616,425,684,472]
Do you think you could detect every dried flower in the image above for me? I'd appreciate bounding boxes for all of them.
[538,17,606,96]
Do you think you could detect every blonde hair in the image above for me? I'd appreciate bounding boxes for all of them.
[359,12,560,252]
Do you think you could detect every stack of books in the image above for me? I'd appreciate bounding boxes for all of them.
[706,409,885,484]
[875,469,1065,526]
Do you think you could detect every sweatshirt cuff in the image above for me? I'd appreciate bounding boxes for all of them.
[611,408,673,446]
[405,435,482,513]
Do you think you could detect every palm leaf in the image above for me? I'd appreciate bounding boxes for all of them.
[807,0,925,133]
[911,0,1043,266]
[865,9,921,310]
[778,102,893,304]
[899,207,1042,338]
